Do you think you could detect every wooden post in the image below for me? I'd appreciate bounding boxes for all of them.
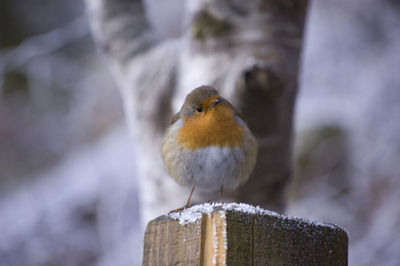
[142,203,348,265]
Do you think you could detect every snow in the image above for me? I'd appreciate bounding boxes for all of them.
[168,202,345,233]
[168,203,215,224]
[0,125,143,266]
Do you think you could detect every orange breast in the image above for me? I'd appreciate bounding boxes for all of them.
[177,104,244,149]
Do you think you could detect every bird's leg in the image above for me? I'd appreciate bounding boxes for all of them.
[185,185,195,208]
[169,186,195,214]
[220,186,223,203]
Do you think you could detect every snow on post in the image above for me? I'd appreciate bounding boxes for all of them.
[142,203,348,265]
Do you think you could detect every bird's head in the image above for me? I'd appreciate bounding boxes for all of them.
[180,86,227,120]
[176,86,244,149]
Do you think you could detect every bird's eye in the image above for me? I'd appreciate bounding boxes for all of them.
[196,107,203,113]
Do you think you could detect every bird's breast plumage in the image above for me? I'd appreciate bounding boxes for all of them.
[176,103,244,150]
[161,111,257,191]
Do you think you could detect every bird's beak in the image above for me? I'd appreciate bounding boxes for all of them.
[211,97,221,107]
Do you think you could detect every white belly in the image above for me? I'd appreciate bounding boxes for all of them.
[175,145,245,191]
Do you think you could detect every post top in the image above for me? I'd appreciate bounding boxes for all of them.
[145,202,349,265]
[165,202,347,234]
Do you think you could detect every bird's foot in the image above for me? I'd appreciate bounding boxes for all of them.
[168,203,190,214]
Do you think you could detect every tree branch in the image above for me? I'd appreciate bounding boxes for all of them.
[85,0,157,64]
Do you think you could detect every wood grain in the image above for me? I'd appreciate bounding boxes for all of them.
[142,204,348,265]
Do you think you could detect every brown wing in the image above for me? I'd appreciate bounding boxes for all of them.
[233,107,246,122]
[170,111,181,125]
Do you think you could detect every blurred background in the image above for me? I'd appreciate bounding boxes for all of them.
[0,0,399,265]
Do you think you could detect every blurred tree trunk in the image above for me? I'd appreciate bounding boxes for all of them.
[86,0,308,223]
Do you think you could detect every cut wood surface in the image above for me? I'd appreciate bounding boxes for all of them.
[142,203,348,265]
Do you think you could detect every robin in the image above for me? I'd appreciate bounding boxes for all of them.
[161,86,257,210]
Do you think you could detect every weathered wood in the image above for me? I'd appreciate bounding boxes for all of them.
[142,203,348,265]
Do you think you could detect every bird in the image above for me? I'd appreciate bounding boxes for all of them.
[161,86,257,211]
